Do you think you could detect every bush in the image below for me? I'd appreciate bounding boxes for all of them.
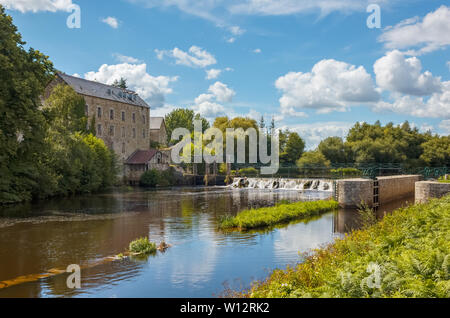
[219,200,339,230]
[238,167,259,177]
[129,237,157,255]
[140,169,160,187]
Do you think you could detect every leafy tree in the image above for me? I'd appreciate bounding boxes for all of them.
[318,137,351,164]
[0,6,54,203]
[140,169,160,187]
[420,136,450,166]
[297,151,331,169]
[280,132,305,165]
[165,108,209,145]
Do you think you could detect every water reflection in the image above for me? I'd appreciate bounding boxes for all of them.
[0,187,411,298]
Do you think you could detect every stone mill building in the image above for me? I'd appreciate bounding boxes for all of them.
[45,73,169,180]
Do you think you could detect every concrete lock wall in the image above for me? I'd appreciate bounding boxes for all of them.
[337,178,373,208]
[377,175,421,204]
[415,181,450,204]
[337,175,421,208]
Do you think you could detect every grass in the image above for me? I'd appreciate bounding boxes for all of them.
[244,195,450,298]
[438,177,450,184]
[218,200,339,231]
[129,237,157,255]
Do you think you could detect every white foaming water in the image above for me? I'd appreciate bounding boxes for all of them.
[231,178,333,192]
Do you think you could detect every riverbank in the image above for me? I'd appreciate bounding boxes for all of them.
[246,195,450,298]
[219,200,339,230]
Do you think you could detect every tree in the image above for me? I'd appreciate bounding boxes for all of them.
[112,77,128,90]
[165,108,209,145]
[420,136,450,166]
[280,132,305,165]
[318,137,350,164]
[297,151,331,169]
[0,6,55,203]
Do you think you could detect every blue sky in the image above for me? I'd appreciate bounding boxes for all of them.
[2,0,449,148]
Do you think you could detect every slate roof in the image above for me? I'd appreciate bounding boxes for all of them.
[58,73,150,108]
[150,117,165,130]
[125,149,159,165]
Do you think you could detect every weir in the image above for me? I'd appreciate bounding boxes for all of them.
[336,175,421,208]
[231,178,333,192]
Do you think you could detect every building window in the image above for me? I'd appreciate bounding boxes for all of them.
[110,109,114,120]
[109,125,115,136]
[132,113,136,123]
[122,111,125,121]
[97,107,102,118]
[143,115,146,124]
[122,143,125,154]
[132,128,136,138]
[97,124,102,136]
[143,129,146,138]
[121,127,125,138]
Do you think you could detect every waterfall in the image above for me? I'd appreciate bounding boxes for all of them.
[231,178,333,192]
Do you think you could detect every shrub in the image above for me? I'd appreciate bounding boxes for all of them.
[238,167,259,177]
[129,237,157,255]
[140,169,160,187]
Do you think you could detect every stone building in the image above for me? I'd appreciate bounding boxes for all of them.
[45,73,151,163]
[124,149,170,184]
[149,117,168,146]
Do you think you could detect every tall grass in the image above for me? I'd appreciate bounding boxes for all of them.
[129,237,157,255]
[218,200,339,230]
[246,195,450,298]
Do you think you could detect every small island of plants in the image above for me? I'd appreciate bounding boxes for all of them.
[219,200,339,230]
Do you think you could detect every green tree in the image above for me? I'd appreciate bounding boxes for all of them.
[297,151,331,169]
[420,136,450,166]
[165,108,209,145]
[280,132,305,165]
[0,6,55,203]
[112,77,128,90]
[318,137,351,164]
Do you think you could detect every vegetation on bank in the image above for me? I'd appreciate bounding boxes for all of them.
[0,8,117,204]
[246,195,450,298]
[139,167,179,187]
[219,200,339,230]
[129,237,157,255]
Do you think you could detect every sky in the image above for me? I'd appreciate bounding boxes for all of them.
[1,0,449,149]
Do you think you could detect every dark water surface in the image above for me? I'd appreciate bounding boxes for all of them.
[0,187,412,298]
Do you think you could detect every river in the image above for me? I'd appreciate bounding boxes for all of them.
[0,187,412,298]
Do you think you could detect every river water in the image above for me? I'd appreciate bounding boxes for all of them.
[0,187,412,298]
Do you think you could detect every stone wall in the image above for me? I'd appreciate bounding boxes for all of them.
[377,175,421,203]
[337,178,373,208]
[337,175,421,208]
[415,181,450,204]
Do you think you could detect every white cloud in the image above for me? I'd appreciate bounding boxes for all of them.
[205,69,222,80]
[253,48,262,54]
[275,59,379,115]
[229,25,245,36]
[374,50,442,96]
[226,37,236,43]
[83,63,178,108]
[155,46,216,68]
[112,53,141,64]
[151,104,178,118]
[0,0,74,12]
[101,16,119,29]
[281,122,354,150]
[439,120,450,134]
[379,5,450,55]
[192,81,235,119]
[207,81,235,103]
[373,81,450,119]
